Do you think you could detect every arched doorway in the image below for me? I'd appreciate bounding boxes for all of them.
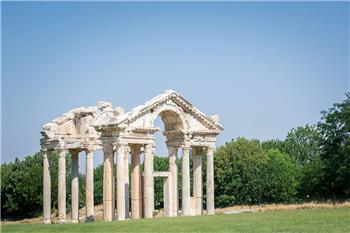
[152,108,186,217]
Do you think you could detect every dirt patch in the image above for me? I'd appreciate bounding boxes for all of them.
[216,201,350,214]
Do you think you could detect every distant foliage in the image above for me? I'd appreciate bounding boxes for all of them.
[318,93,350,198]
[262,149,298,203]
[214,138,298,207]
[93,164,103,205]
[153,156,169,209]
[1,152,47,219]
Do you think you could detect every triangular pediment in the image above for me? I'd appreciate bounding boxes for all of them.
[114,90,223,132]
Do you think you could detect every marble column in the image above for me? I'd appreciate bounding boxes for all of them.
[143,144,154,218]
[168,146,178,216]
[85,150,94,221]
[124,147,130,219]
[163,174,173,217]
[112,151,116,220]
[71,151,79,223]
[193,147,203,216]
[43,150,51,224]
[131,145,142,219]
[206,147,215,215]
[116,144,126,220]
[181,146,191,216]
[58,150,66,222]
[103,144,114,221]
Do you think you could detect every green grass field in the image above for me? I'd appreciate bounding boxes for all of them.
[2,208,349,233]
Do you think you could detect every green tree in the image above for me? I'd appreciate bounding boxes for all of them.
[284,125,321,165]
[318,93,350,199]
[93,164,103,205]
[261,139,285,152]
[282,125,323,199]
[0,151,81,219]
[263,149,298,203]
[214,138,267,207]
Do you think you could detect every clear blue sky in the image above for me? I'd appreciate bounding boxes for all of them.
[2,2,349,168]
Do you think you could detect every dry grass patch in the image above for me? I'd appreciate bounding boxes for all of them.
[216,200,350,214]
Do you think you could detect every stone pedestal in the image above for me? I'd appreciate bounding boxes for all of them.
[43,150,51,224]
[143,144,154,218]
[71,151,79,223]
[85,150,94,221]
[103,144,114,221]
[206,147,215,215]
[193,147,202,216]
[181,146,191,216]
[58,150,67,222]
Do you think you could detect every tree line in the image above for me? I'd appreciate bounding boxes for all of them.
[1,94,349,219]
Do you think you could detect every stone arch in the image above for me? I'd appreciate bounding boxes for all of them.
[151,104,188,131]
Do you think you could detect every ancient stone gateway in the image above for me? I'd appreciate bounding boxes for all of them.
[41,90,223,223]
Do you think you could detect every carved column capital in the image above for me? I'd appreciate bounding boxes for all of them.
[102,144,114,158]
[130,144,142,155]
[206,146,215,155]
[58,149,67,158]
[193,146,203,156]
[70,149,79,160]
[85,145,94,153]
[181,145,191,154]
[144,144,153,154]
[85,150,94,159]
[167,145,178,157]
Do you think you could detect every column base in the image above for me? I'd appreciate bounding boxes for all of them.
[71,220,79,224]
[207,207,215,215]
[56,219,67,224]
[43,219,51,224]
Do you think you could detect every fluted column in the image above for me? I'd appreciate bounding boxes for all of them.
[206,147,215,215]
[103,144,114,221]
[71,150,79,223]
[143,144,154,218]
[43,150,51,224]
[124,146,130,219]
[57,150,67,222]
[131,145,142,219]
[85,150,94,221]
[193,147,202,216]
[181,146,191,216]
[168,146,178,216]
[116,143,126,220]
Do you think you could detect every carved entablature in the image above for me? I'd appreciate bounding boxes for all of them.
[40,90,223,151]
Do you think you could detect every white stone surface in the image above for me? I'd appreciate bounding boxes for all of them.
[103,144,114,221]
[43,150,51,224]
[41,90,223,223]
[57,150,66,222]
[85,150,94,220]
[131,145,142,219]
[116,144,126,220]
[181,146,191,216]
[71,151,79,223]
